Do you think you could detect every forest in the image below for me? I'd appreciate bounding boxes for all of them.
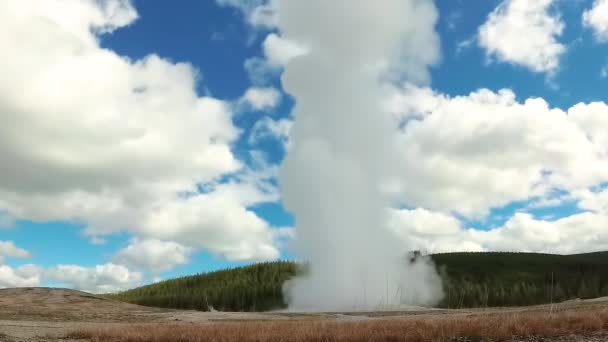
[108,252,608,311]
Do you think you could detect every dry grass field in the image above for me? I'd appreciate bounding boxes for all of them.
[0,288,607,341]
[69,306,608,342]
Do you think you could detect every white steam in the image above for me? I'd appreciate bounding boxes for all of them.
[278,0,445,311]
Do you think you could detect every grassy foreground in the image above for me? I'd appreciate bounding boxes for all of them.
[70,305,608,341]
[108,252,608,311]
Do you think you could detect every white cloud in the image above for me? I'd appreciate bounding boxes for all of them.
[456,36,476,55]
[138,183,281,261]
[0,258,144,293]
[575,187,608,213]
[389,208,480,253]
[569,101,608,156]
[390,208,608,255]
[0,241,31,261]
[244,57,281,86]
[382,82,608,255]
[241,87,281,111]
[45,263,142,293]
[263,33,308,66]
[0,264,42,288]
[92,0,139,33]
[390,208,462,237]
[0,242,147,293]
[386,85,608,217]
[241,33,307,88]
[0,241,39,288]
[249,117,292,147]
[68,165,284,261]
[249,0,279,28]
[475,212,608,254]
[113,239,192,273]
[0,0,282,261]
[478,0,565,73]
[216,0,277,28]
[241,33,307,87]
[583,0,608,41]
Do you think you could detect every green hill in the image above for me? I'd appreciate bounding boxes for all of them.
[109,261,298,312]
[108,252,608,311]
[434,251,608,308]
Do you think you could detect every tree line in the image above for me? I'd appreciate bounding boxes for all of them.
[108,252,608,311]
[108,261,297,312]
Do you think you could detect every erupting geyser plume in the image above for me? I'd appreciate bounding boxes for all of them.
[278,0,444,311]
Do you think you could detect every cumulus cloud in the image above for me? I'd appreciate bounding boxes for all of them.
[0,0,282,261]
[0,241,144,293]
[388,208,481,253]
[0,259,143,292]
[240,87,281,111]
[113,239,192,273]
[0,241,37,288]
[263,33,308,66]
[0,265,42,288]
[390,206,608,255]
[46,263,142,293]
[76,162,285,261]
[478,0,565,73]
[138,182,282,261]
[583,0,608,41]
[0,241,31,261]
[386,85,608,217]
[479,212,608,253]
[381,83,608,255]
[241,33,307,88]
[0,242,40,288]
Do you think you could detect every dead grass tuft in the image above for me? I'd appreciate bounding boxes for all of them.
[69,307,608,342]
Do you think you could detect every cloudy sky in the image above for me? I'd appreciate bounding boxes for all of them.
[2,0,608,293]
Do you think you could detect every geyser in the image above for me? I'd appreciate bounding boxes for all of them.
[278,0,445,311]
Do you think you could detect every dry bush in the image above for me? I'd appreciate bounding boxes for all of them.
[70,307,608,342]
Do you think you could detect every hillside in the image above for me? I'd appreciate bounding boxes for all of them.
[434,251,608,308]
[0,287,158,321]
[109,261,298,312]
[108,252,608,311]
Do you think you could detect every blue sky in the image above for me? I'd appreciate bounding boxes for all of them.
[2,0,608,293]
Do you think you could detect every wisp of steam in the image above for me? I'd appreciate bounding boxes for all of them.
[278,0,445,311]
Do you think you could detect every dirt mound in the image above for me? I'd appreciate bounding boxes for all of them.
[0,287,160,322]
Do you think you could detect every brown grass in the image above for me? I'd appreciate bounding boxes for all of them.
[69,307,608,342]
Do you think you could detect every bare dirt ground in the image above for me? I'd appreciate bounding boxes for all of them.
[0,288,605,341]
